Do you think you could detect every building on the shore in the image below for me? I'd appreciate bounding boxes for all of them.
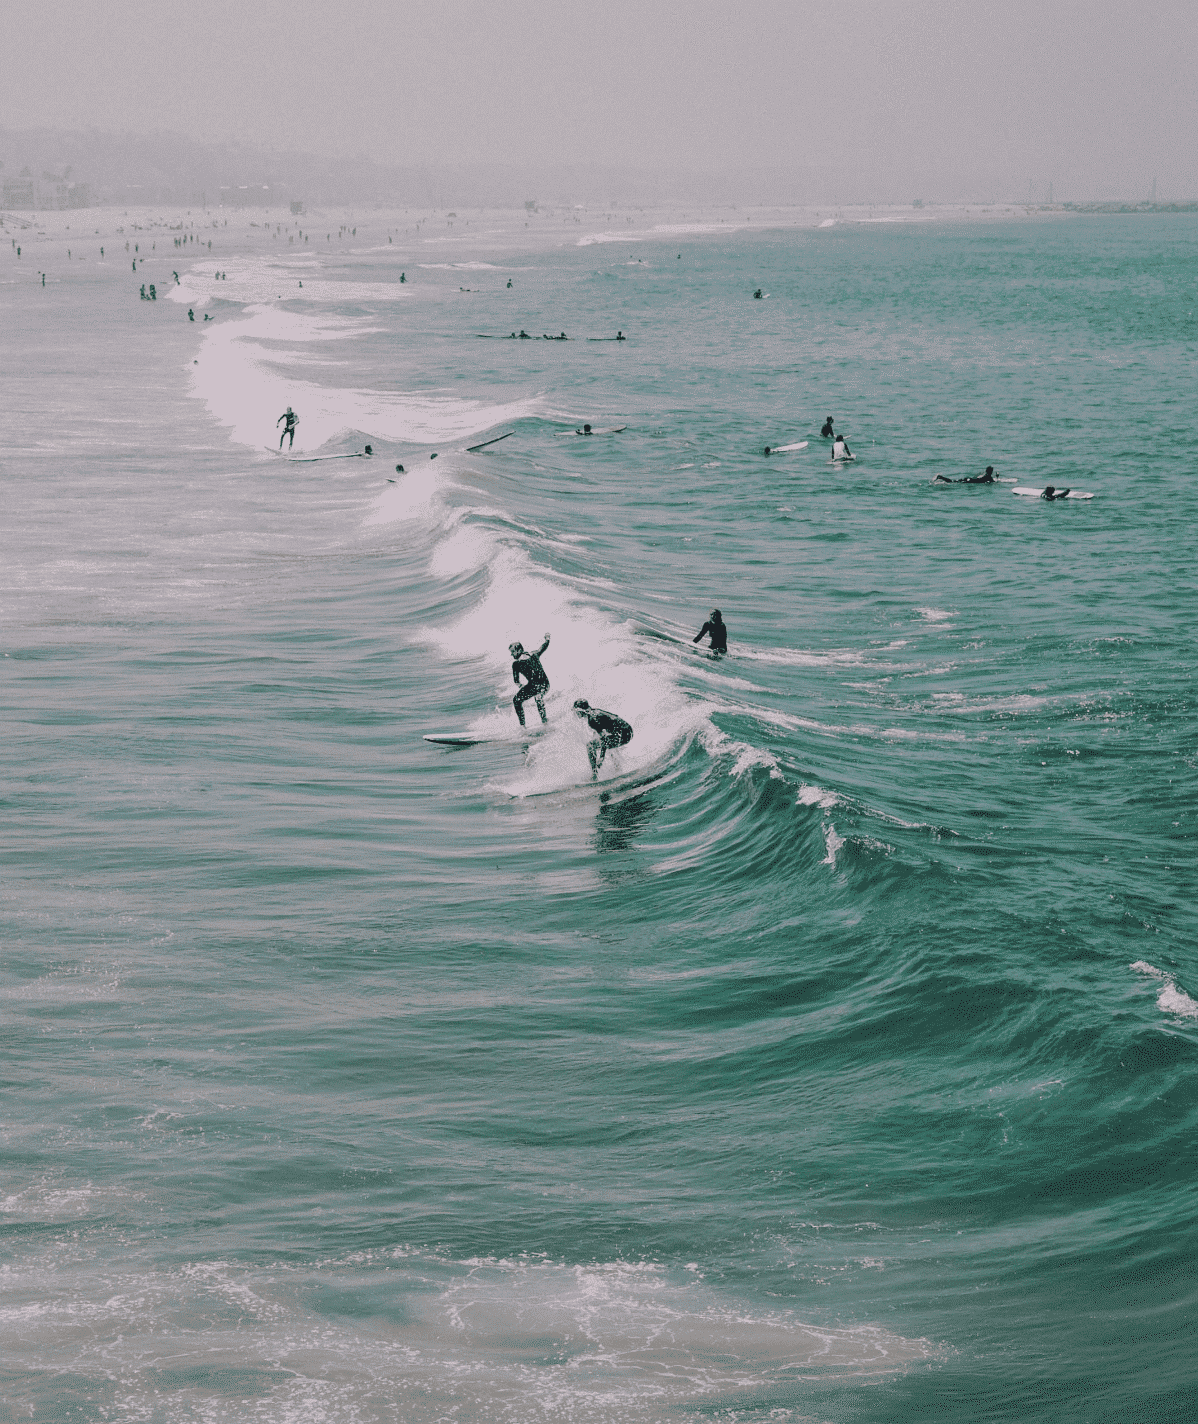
[3,170,36,208]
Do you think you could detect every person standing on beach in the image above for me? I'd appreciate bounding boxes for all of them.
[277,406,298,450]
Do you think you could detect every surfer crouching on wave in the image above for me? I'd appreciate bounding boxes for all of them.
[693,609,728,654]
[277,406,298,450]
[510,634,551,725]
[573,699,633,778]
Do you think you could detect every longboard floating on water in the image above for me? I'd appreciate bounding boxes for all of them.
[1013,486,1094,500]
[466,432,514,453]
[763,440,809,456]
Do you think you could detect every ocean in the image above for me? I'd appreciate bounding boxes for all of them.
[2,202,1195,1422]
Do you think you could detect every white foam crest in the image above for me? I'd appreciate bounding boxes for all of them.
[577,231,648,246]
[1130,962,1198,1020]
[190,304,537,452]
[822,824,845,866]
[167,253,406,310]
[798,783,839,809]
[739,644,871,668]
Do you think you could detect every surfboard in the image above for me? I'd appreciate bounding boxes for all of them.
[830,454,856,464]
[1013,486,1094,500]
[424,727,545,746]
[265,448,370,463]
[763,441,808,456]
[554,426,627,436]
[466,432,513,453]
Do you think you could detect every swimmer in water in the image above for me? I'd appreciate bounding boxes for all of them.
[821,417,835,438]
[509,634,551,725]
[277,406,298,450]
[573,699,633,779]
[832,435,853,460]
[693,609,728,654]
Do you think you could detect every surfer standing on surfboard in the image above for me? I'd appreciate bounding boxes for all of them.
[277,406,298,450]
[509,634,551,725]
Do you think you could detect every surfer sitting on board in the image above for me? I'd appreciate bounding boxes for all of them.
[821,417,835,438]
[573,699,633,779]
[277,406,298,450]
[693,609,728,654]
[510,634,551,725]
[933,466,998,484]
[832,435,852,460]
[1041,485,1071,500]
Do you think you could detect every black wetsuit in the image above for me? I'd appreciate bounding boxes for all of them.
[582,707,633,770]
[694,618,728,653]
[820,420,835,437]
[512,642,550,723]
[934,471,998,484]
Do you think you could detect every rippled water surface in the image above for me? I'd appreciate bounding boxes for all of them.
[2,209,1196,1422]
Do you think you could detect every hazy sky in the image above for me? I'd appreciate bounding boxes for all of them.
[6,0,1196,198]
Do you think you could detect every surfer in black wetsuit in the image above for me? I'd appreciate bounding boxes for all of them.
[832,435,852,460]
[821,417,835,438]
[509,634,551,725]
[1041,486,1071,500]
[933,466,999,484]
[573,699,633,778]
[693,609,728,654]
[277,406,298,450]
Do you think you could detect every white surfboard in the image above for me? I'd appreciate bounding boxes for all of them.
[424,726,546,746]
[265,447,371,463]
[763,440,808,456]
[1013,486,1094,500]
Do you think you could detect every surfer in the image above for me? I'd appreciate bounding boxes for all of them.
[580,424,593,435]
[1041,486,1071,500]
[509,634,551,725]
[832,435,852,460]
[277,406,298,450]
[821,417,835,438]
[573,699,633,778]
[693,609,728,655]
[507,278,512,288]
[933,466,999,484]
[616,331,625,340]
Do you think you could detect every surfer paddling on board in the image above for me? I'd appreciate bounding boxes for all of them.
[277,406,298,450]
[509,634,551,725]
[832,435,852,460]
[933,466,999,484]
[1041,485,1071,500]
[693,609,728,654]
[573,700,633,779]
[821,417,835,438]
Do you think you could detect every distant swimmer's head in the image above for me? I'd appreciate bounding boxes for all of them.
[572,698,591,715]
[583,424,592,433]
[711,609,723,622]
[985,466,994,476]
[395,463,404,473]
[509,642,524,658]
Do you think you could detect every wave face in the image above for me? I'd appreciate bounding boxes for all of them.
[2,211,1196,1423]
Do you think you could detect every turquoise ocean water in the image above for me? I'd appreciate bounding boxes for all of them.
[2,209,1196,1422]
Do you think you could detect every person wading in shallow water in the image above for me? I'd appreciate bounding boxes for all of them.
[693,609,728,654]
[573,699,633,779]
[509,634,551,725]
[277,406,298,450]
